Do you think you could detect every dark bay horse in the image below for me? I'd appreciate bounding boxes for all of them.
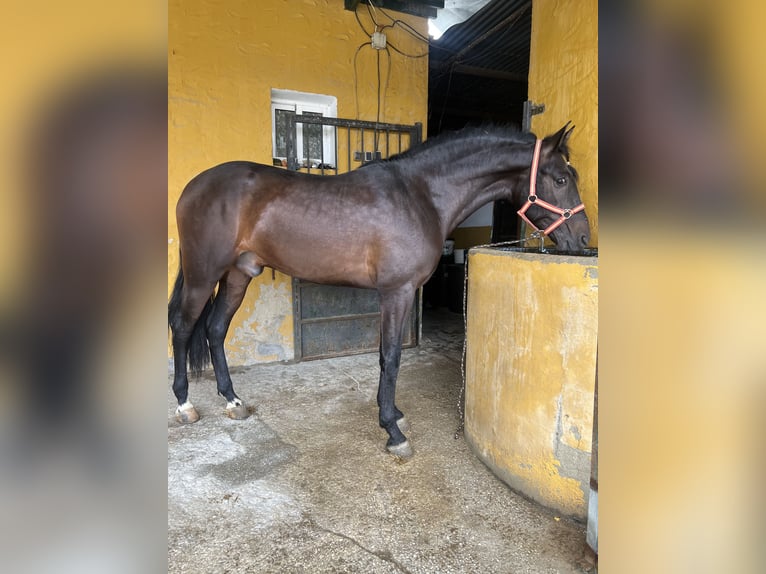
[169,124,590,459]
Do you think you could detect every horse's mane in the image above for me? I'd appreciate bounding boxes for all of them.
[382,124,537,164]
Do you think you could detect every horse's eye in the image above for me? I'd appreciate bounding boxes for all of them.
[555,177,567,186]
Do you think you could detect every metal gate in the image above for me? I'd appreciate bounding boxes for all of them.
[285,114,422,360]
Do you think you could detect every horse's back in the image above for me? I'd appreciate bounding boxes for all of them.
[177,161,282,207]
[175,160,441,289]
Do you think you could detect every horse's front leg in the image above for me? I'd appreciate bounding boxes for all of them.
[377,286,416,459]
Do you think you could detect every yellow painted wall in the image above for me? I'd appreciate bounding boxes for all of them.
[168,0,428,364]
[465,249,598,518]
[528,0,598,246]
[451,226,492,250]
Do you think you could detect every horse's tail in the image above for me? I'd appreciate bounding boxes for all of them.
[168,252,213,377]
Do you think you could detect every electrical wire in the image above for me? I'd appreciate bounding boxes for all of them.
[366,1,380,30]
[352,1,427,143]
[376,49,381,126]
[358,1,459,58]
[382,46,391,124]
[375,48,381,151]
[354,5,371,36]
[374,47,392,151]
[386,39,429,59]
[353,42,372,121]
[436,62,456,133]
[357,1,454,59]
[352,40,390,153]
[373,3,431,44]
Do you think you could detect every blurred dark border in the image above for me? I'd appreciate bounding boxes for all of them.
[0,3,168,572]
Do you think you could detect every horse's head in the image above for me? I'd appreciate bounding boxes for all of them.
[521,124,591,252]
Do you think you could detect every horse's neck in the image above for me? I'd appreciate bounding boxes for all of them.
[402,141,532,238]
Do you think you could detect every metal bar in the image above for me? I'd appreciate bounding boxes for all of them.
[522,100,545,133]
[293,278,303,361]
[407,0,443,7]
[320,125,325,174]
[300,312,382,325]
[343,0,439,19]
[346,127,351,173]
[289,114,420,172]
[413,121,423,145]
[286,115,297,171]
[343,0,444,14]
[344,0,361,11]
[293,114,418,132]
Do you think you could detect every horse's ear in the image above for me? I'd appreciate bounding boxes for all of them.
[559,122,575,151]
[544,122,575,158]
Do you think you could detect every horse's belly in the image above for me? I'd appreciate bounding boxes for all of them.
[252,235,376,288]
[244,198,416,289]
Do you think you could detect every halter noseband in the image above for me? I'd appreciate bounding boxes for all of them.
[516,138,586,236]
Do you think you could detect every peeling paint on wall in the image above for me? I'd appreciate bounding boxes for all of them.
[228,281,292,365]
[465,249,597,519]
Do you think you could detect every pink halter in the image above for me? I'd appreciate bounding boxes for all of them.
[516,139,585,236]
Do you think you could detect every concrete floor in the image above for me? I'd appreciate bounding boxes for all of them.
[168,309,592,573]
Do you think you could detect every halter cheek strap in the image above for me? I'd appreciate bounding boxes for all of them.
[516,139,586,236]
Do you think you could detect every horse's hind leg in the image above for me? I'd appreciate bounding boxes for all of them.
[206,268,253,419]
[170,280,217,424]
[377,286,416,459]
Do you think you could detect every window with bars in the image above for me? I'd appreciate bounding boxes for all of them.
[271,89,336,169]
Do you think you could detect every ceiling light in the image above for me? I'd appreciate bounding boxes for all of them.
[428,20,443,40]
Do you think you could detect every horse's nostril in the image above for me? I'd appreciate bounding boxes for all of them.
[580,235,589,247]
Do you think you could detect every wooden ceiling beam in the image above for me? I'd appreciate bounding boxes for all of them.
[344,1,440,20]
[411,0,445,7]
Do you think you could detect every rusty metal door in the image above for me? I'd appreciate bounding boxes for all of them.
[285,115,422,360]
[293,283,419,360]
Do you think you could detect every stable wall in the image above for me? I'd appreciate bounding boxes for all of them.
[528,0,598,245]
[465,249,598,519]
[168,0,428,364]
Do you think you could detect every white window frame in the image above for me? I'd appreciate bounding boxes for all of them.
[271,89,337,168]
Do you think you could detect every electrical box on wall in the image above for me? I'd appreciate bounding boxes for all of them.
[354,150,382,162]
[371,31,386,50]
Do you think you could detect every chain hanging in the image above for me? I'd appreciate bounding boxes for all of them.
[454,230,544,439]
[453,138,582,438]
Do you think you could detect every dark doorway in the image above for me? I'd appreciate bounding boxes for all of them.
[428,0,531,137]
[428,0,532,245]
[423,0,532,326]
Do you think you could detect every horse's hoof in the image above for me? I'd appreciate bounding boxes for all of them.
[225,400,249,420]
[387,440,414,460]
[176,402,200,424]
[396,417,411,433]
